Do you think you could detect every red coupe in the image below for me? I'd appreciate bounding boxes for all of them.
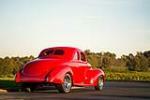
[15,47,105,93]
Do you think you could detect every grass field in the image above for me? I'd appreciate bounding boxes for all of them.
[0,77,17,91]
[106,71,150,81]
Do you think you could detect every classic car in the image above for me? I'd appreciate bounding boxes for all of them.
[15,47,105,93]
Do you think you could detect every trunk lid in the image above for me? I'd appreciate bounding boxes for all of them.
[22,58,64,77]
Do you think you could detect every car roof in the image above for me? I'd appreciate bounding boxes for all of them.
[39,46,83,60]
[45,46,82,52]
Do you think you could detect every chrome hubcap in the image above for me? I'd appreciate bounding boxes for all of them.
[99,77,104,90]
[63,75,72,92]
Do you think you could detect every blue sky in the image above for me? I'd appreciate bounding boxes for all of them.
[0,0,149,57]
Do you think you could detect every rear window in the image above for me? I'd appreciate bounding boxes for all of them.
[54,49,64,55]
[39,49,65,57]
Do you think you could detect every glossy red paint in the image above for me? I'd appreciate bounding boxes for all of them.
[15,47,105,92]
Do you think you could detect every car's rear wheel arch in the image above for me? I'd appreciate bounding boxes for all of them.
[66,72,73,85]
[100,75,104,82]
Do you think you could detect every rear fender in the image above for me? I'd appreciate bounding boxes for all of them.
[47,66,73,84]
[15,70,22,83]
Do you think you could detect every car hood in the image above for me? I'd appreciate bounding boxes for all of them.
[22,58,66,77]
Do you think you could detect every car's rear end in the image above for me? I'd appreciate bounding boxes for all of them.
[15,47,76,92]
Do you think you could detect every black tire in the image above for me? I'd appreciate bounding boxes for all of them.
[94,76,104,91]
[20,83,35,92]
[56,73,72,93]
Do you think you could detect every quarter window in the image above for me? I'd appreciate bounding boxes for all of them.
[73,52,79,60]
[80,52,86,61]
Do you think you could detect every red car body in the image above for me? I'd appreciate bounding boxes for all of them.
[15,47,105,93]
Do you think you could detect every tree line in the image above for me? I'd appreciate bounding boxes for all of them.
[0,50,149,77]
[0,56,34,77]
[85,50,150,72]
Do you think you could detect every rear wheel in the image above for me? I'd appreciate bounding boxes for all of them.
[56,73,72,93]
[95,76,104,91]
[20,83,35,92]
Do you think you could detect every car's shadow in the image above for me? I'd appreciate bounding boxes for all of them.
[18,86,96,94]
[0,79,97,93]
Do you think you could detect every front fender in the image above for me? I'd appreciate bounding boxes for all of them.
[85,69,105,85]
[47,66,73,84]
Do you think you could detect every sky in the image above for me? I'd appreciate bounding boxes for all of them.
[0,0,150,57]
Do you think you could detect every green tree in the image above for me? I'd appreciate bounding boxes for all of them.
[143,51,150,69]
[100,52,116,69]
[127,52,149,71]
[134,52,149,71]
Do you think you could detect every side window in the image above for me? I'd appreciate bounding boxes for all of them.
[80,52,86,62]
[44,49,53,56]
[73,51,79,60]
